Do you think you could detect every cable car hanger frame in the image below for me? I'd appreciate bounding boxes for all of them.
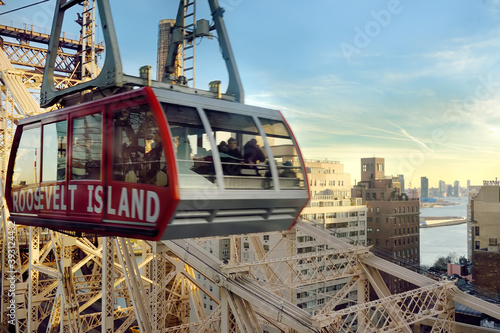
[40,0,244,108]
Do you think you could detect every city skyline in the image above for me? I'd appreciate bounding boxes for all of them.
[5,1,500,188]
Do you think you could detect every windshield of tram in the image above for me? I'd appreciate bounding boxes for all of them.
[162,103,217,189]
[258,118,305,190]
[205,109,305,190]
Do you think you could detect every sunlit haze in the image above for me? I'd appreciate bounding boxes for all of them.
[6,0,500,188]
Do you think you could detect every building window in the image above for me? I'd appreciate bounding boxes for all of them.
[377,163,384,171]
[263,235,270,241]
[475,227,480,236]
[475,241,480,249]
[490,238,498,246]
[362,164,367,172]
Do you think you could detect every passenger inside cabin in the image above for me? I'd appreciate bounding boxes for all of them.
[242,138,266,176]
[217,141,228,153]
[221,137,243,175]
[243,138,265,165]
[140,115,167,186]
[280,161,297,178]
[226,137,242,159]
[113,108,167,186]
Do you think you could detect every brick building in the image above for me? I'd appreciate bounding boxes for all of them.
[352,157,420,295]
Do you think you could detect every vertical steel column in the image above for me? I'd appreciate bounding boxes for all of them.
[101,237,115,333]
[28,227,40,333]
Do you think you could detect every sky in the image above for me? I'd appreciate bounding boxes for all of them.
[4,0,500,188]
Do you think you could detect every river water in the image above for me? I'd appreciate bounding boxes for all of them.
[419,196,468,267]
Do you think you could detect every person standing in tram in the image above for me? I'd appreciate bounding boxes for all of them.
[224,137,242,175]
[226,137,242,159]
[243,138,265,176]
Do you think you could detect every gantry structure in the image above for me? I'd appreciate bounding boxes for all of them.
[2,216,500,332]
[1,1,500,332]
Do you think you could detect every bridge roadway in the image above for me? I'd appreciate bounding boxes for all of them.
[165,219,500,331]
[0,23,104,51]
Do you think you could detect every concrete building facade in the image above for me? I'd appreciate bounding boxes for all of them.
[467,185,482,261]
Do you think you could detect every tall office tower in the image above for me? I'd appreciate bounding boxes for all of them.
[157,19,176,81]
[421,177,429,198]
[453,180,460,197]
[398,174,405,194]
[352,157,420,296]
[446,185,453,197]
[439,180,446,196]
[470,181,500,294]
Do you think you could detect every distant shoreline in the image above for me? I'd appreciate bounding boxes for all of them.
[421,199,461,208]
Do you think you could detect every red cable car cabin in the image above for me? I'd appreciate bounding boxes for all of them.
[6,87,309,240]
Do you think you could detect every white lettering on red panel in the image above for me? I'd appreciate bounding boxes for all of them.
[11,185,160,223]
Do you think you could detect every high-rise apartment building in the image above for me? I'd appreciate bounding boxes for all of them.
[398,174,405,194]
[470,180,500,294]
[301,159,367,247]
[453,180,460,197]
[200,159,367,316]
[297,159,367,313]
[446,185,453,197]
[421,177,429,198]
[439,180,446,196]
[352,157,420,295]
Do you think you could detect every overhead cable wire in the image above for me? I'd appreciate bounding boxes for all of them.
[0,0,50,16]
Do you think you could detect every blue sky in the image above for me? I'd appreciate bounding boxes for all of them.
[5,0,500,188]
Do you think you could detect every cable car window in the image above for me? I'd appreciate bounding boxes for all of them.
[205,110,271,189]
[112,105,167,186]
[72,113,102,180]
[42,121,67,181]
[12,126,40,187]
[259,118,304,190]
[162,103,216,189]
